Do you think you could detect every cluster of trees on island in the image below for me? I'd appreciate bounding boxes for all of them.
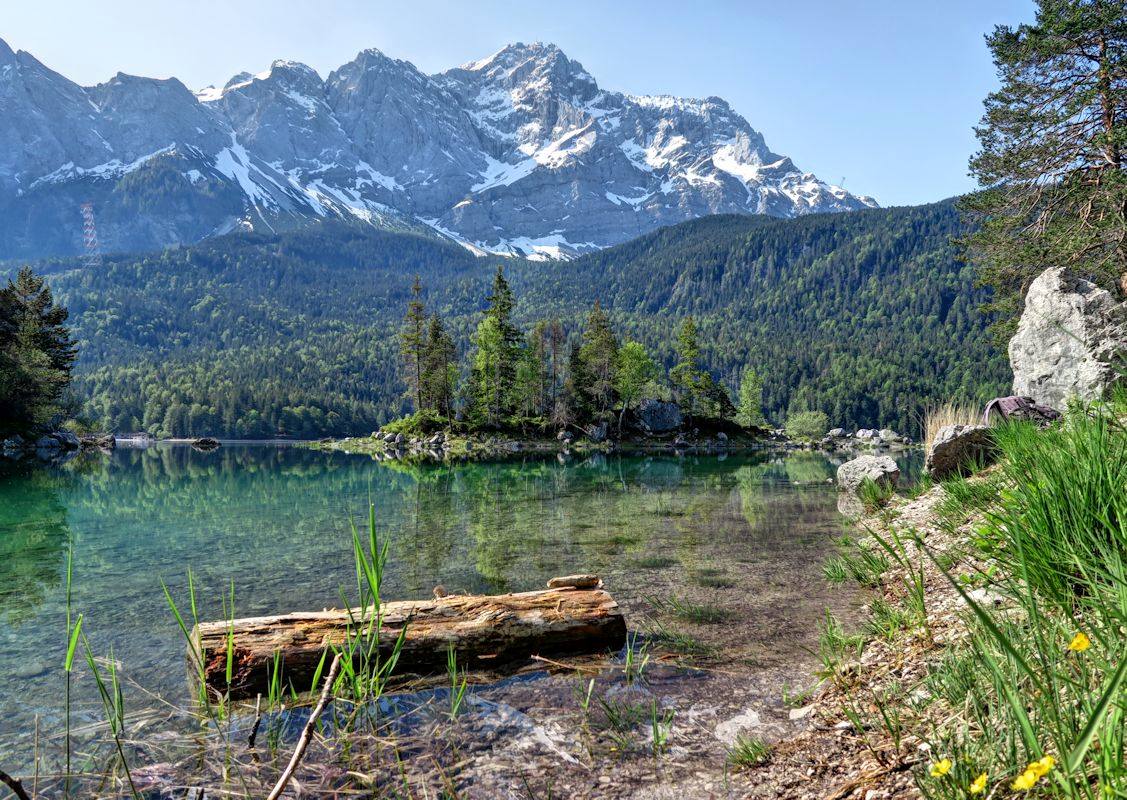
[396,267,771,437]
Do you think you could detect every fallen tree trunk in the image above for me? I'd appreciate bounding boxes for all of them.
[192,583,626,701]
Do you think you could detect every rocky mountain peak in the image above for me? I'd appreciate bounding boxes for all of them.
[0,38,878,262]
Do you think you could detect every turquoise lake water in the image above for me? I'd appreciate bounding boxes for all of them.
[0,444,919,776]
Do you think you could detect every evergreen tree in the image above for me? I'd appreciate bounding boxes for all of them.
[614,341,657,435]
[468,316,508,427]
[421,314,456,418]
[963,0,1127,341]
[0,267,77,434]
[670,316,704,417]
[736,367,767,428]
[560,340,587,427]
[468,265,523,424]
[398,276,427,411]
[578,302,619,420]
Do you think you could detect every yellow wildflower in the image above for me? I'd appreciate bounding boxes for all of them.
[1012,768,1039,791]
[930,758,953,778]
[1031,755,1055,777]
[1068,632,1091,652]
[968,772,987,795]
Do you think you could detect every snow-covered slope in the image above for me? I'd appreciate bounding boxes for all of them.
[0,38,876,261]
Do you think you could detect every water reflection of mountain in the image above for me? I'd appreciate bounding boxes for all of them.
[0,464,71,625]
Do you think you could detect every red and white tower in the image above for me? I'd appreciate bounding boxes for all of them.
[80,201,103,268]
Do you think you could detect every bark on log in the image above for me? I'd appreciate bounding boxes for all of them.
[192,585,626,701]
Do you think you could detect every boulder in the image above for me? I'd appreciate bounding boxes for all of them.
[2,435,26,452]
[716,431,728,445]
[587,422,608,443]
[925,424,997,480]
[836,455,900,496]
[878,428,900,443]
[1009,266,1127,409]
[855,429,877,441]
[632,399,683,434]
[35,435,61,451]
[54,430,81,450]
[828,428,846,438]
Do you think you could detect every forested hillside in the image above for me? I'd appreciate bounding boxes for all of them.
[512,201,1009,433]
[16,201,1009,438]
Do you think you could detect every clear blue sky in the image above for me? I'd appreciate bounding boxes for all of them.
[3,0,1034,207]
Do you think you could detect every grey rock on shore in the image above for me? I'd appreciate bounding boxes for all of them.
[836,454,900,496]
[925,424,997,480]
[1010,266,1127,409]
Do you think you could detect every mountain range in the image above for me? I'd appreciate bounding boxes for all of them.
[0,38,876,261]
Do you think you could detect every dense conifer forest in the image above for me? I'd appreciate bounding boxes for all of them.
[9,199,1009,438]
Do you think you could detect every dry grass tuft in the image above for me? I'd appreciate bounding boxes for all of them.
[922,400,982,450]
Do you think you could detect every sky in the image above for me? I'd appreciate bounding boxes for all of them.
[2,0,1035,207]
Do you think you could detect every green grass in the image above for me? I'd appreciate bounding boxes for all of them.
[631,555,677,569]
[648,594,733,624]
[826,536,889,587]
[727,734,771,769]
[916,400,1127,799]
[816,610,865,682]
[857,476,896,511]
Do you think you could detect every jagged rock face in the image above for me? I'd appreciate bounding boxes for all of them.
[1009,267,1127,409]
[0,38,877,261]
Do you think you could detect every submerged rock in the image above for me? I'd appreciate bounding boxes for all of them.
[1010,266,1127,409]
[925,424,997,479]
[836,454,900,495]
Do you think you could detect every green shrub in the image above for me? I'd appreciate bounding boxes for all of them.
[381,409,450,436]
[784,410,829,441]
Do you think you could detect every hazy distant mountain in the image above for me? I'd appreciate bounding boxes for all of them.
[0,38,876,261]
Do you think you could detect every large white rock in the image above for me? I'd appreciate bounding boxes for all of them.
[836,455,900,495]
[1009,267,1127,409]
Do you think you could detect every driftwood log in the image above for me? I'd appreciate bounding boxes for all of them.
[192,582,625,701]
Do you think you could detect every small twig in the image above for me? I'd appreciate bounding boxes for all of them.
[0,768,31,800]
[265,653,342,800]
[247,694,263,748]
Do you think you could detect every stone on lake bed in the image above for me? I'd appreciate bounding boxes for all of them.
[546,574,601,589]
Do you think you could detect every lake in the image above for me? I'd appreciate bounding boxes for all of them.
[0,444,918,792]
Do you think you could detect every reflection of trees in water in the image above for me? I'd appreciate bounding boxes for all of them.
[0,466,71,625]
[2,447,857,620]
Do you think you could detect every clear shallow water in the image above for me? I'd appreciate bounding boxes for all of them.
[0,444,918,777]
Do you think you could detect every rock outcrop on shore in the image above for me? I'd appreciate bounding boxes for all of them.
[925,424,997,479]
[1010,266,1127,409]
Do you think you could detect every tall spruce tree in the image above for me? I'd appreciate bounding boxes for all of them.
[578,302,619,421]
[398,276,427,412]
[670,316,704,417]
[421,314,456,418]
[468,266,524,425]
[963,0,1127,341]
[0,267,77,434]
